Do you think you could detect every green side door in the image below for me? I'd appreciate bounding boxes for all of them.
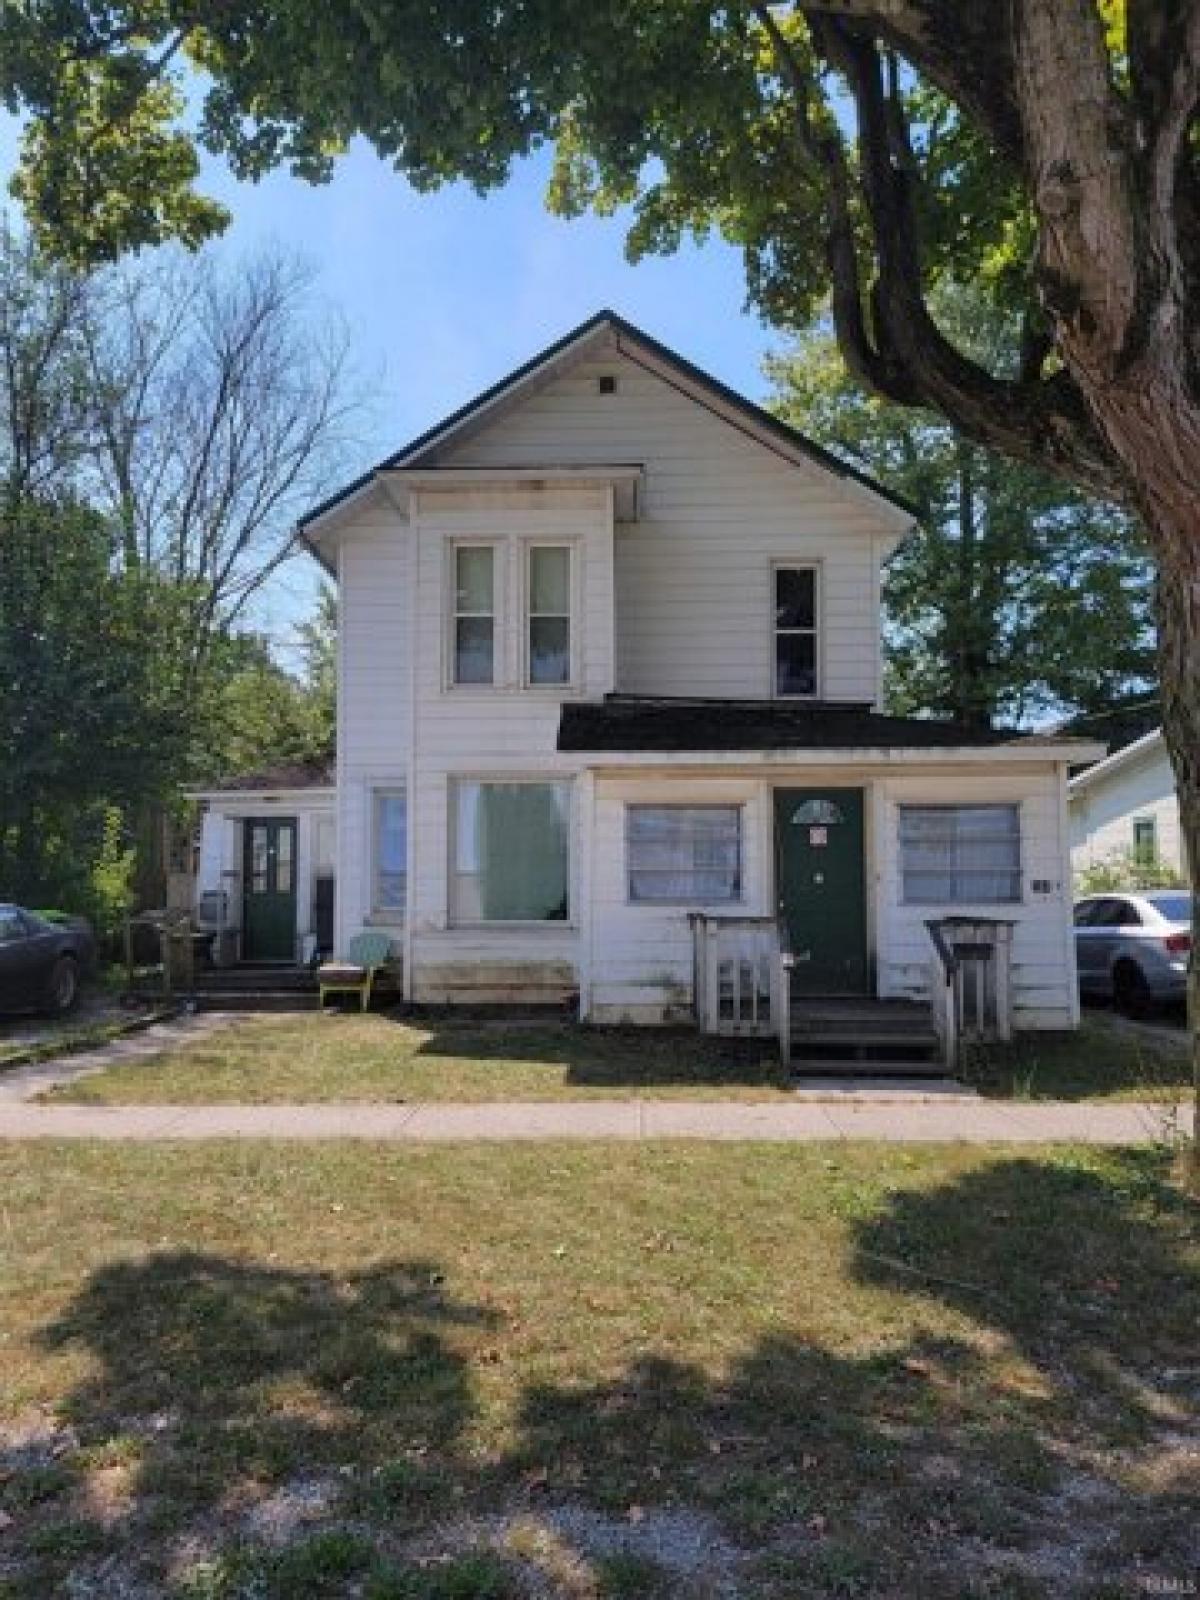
[774,788,868,996]
[242,817,297,962]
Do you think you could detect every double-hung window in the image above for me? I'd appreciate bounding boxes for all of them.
[372,789,407,917]
[452,780,570,923]
[627,805,743,904]
[527,545,572,685]
[774,566,819,697]
[452,545,497,685]
[1132,816,1158,865]
[899,805,1021,905]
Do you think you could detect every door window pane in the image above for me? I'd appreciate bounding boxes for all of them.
[627,806,742,903]
[774,567,819,697]
[899,806,1021,904]
[373,790,407,915]
[251,826,268,894]
[528,545,571,685]
[453,546,495,684]
[276,825,293,893]
[453,781,570,922]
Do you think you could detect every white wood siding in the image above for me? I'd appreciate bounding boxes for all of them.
[585,765,1077,1030]
[441,351,885,703]
[1070,743,1185,877]
[335,508,412,949]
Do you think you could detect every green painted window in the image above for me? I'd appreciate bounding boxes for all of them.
[1132,816,1158,865]
[453,781,570,922]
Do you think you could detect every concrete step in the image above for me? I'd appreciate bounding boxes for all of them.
[790,1057,947,1078]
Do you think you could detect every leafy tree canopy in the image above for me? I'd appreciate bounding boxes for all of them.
[769,288,1157,728]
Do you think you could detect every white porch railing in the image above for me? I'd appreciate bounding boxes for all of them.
[925,917,1016,1073]
[690,914,792,1061]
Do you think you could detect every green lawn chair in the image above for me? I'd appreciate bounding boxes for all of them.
[317,931,395,1012]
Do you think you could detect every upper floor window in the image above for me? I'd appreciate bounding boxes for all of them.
[527,545,571,685]
[453,544,496,684]
[774,566,819,697]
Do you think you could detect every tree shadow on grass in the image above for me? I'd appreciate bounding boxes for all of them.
[4,1152,1197,1597]
[410,1018,790,1092]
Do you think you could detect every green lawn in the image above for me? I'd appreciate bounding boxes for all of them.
[47,1014,794,1104]
[42,1009,1193,1107]
[0,1141,1196,1598]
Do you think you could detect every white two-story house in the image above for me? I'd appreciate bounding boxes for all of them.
[195,312,1100,1039]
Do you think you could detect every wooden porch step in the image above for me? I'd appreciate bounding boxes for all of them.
[790,1057,948,1078]
[791,1027,940,1049]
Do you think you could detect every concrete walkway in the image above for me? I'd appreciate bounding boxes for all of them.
[0,1010,240,1103]
[0,1097,1188,1143]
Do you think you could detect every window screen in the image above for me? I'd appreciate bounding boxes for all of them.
[899,805,1021,904]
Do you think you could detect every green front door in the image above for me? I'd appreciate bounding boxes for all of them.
[243,817,297,962]
[774,788,868,995]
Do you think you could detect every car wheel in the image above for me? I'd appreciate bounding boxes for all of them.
[1113,960,1152,1019]
[45,955,79,1015]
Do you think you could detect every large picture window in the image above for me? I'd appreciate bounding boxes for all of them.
[527,545,572,685]
[774,566,819,697]
[627,805,742,904]
[452,781,570,923]
[372,790,407,916]
[899,805,1021,905]
[452,545,496,684]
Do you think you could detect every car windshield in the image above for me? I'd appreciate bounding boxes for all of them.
[1147,892,1192,924]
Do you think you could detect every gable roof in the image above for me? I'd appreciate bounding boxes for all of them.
[1068,728,1167,796]
[297,309,919,541]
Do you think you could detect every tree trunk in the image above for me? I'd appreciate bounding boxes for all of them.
[1152,535,1200,1175]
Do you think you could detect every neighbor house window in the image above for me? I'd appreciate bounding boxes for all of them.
[774,566,819,697]
[627,805,743,904]
[527,545,572,685]
[1132,816,1158,865]
[452,780,570,922]
[452,545,496,684]
[899,805,1021,904]
[372,790,407,916]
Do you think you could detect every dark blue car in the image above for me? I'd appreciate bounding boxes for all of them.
[0,905,95,1014]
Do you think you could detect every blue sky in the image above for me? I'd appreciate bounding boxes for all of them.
[0,118,777,650]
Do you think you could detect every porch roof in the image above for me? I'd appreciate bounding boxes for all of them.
[557,697,1104,761]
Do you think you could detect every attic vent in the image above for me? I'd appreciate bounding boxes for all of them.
[597,374,617,395]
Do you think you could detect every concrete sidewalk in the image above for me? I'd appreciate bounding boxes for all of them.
[0,1097,1187,1143]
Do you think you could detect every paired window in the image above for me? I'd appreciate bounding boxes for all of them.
[371,790,407,917]
[627,805,743,904]
[899,805,1021,905]
[453,780,570,922]
[774,566,818,697]
[453,546,496,685]
[450,541,573,688]
[1132,816,1158,865]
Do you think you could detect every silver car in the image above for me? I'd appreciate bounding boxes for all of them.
[1074,891,1192,1014]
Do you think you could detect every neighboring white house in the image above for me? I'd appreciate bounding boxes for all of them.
[198,311,1103,1033]
[1069,730,1187,881]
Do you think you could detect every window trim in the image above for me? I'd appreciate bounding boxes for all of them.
[370,786,408,922]
[771,561,822,701]
[521,539,577,690]
[447,539,502,689]
[449,776,574,928]
[1132,815,1158,865]
[625,803,745,907]
[898,802,1023,907]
